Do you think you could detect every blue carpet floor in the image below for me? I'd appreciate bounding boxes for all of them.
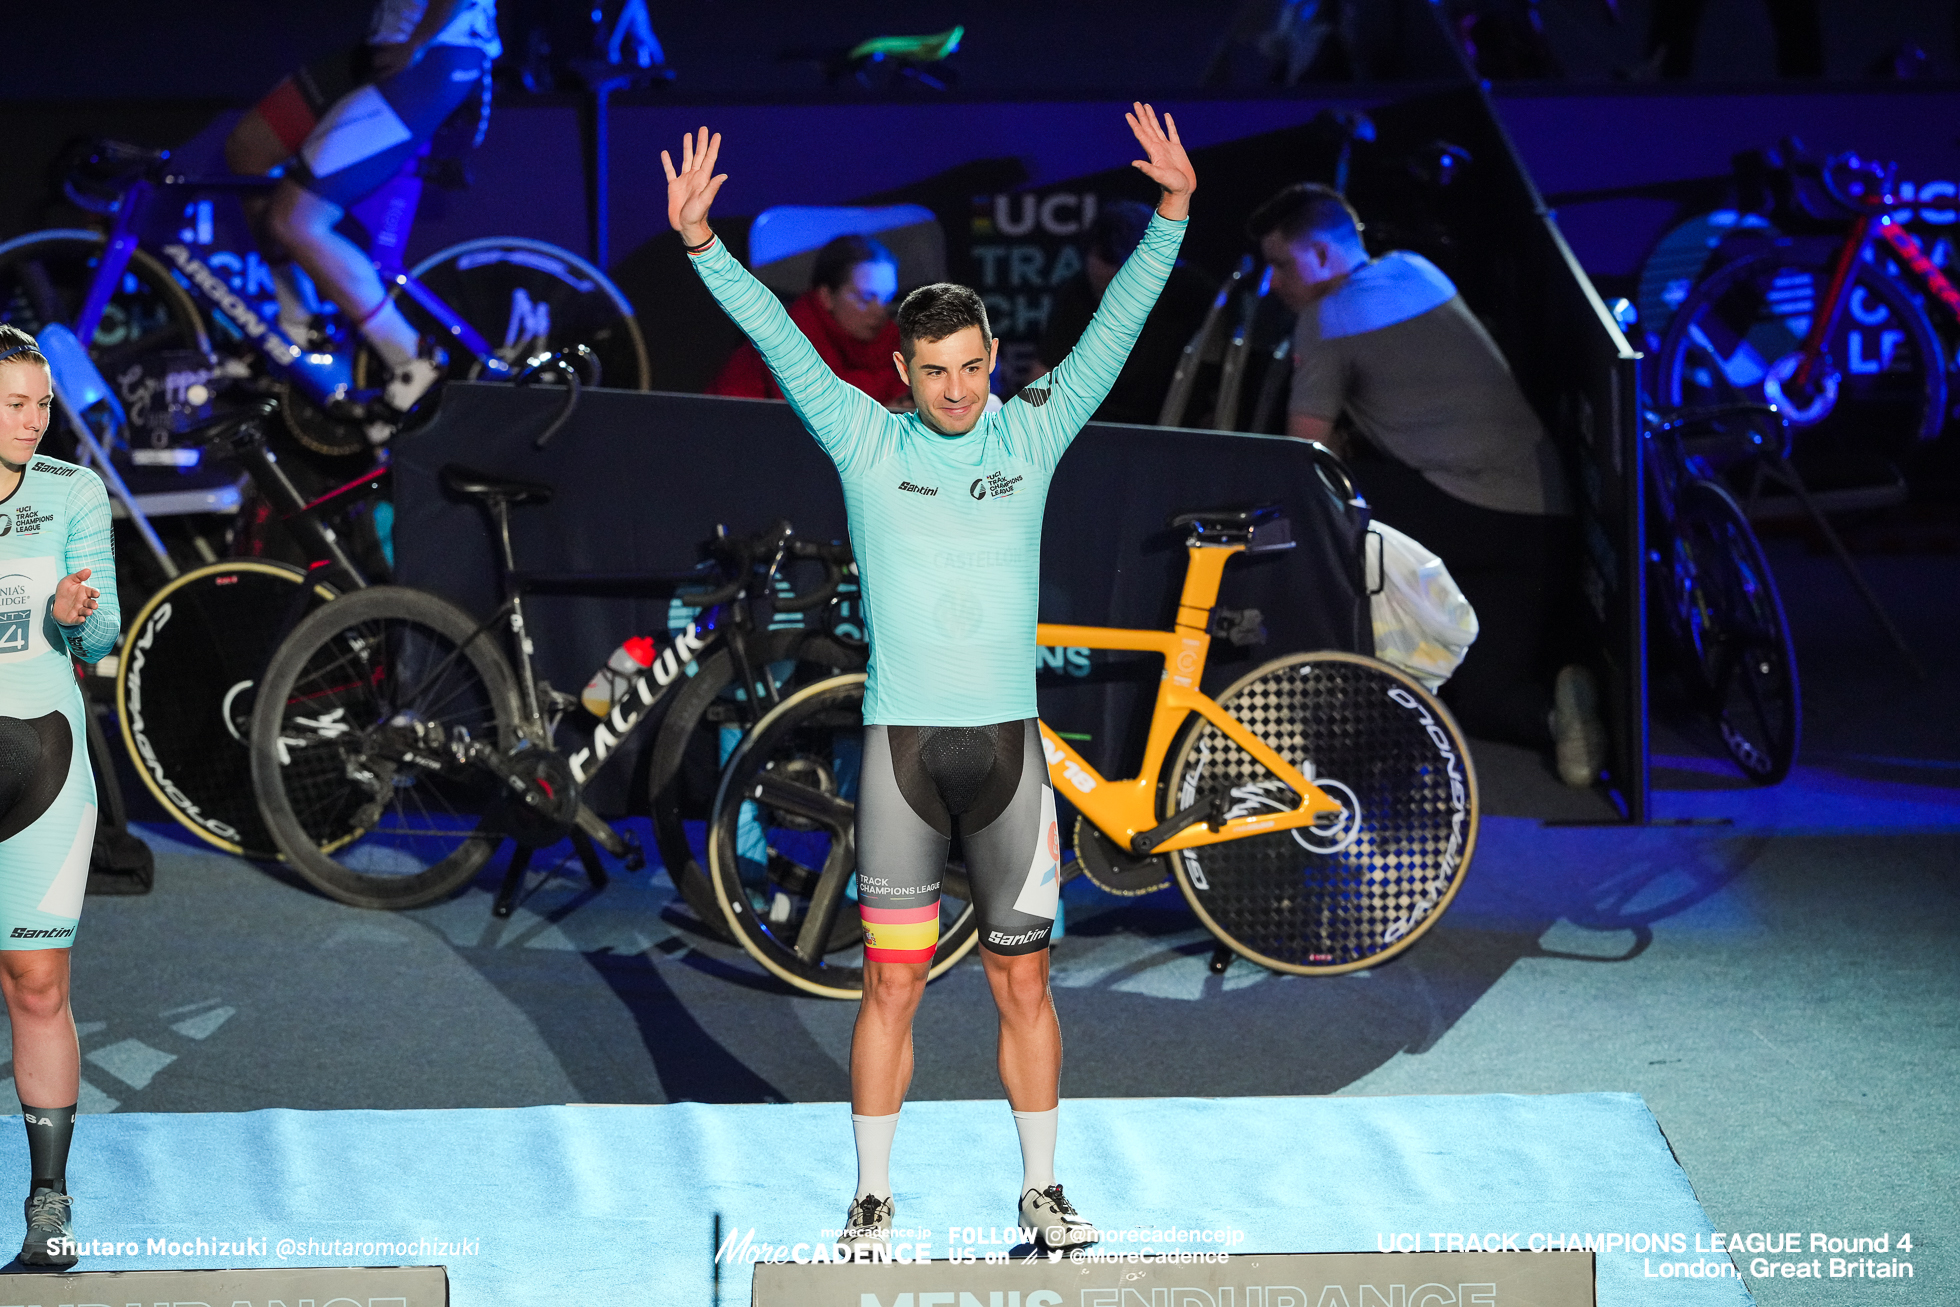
[10,1092,1748,1304]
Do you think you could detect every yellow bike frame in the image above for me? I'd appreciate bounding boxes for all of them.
[1035,540,1344,855]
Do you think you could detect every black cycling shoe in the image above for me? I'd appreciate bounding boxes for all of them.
[19,1188,77,1267]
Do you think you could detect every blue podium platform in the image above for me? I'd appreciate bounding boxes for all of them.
[4,1092,1750,1304]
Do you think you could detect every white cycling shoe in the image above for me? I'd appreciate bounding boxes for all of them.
[1020,1183,1099,1248]
[839,1192,894,1255]
[365,353,448,447]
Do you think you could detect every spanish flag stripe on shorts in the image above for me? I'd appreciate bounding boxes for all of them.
[861,903,938,963]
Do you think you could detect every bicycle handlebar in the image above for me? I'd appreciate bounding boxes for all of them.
[688,523,853,613]
[778,538,855,612]
[515,345,600,450]
[1817,152,1897,215]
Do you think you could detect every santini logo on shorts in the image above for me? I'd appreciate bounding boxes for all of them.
[987,926,1050,947]
[11,927,73,940]
[897,481,939,496]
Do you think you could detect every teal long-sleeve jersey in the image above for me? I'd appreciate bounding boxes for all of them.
[1,455,119,715]
[689,212,1186,726]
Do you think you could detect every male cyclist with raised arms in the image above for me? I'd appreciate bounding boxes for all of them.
[664,106,1196,1250]
[225,0,500,444]
[0,324,120,1266]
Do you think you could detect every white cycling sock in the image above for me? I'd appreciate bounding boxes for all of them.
[1012,1105,1058,1194]
[851,1111,899,1199]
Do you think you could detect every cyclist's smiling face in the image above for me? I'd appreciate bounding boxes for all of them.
[0,360,52,471]
[895,326,999,436]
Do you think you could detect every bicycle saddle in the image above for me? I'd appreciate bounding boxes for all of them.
[1169,504,1294,553]
[1167,504,1281,531]
[441,464,555,507]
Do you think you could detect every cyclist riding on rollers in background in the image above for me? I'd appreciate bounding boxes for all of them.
[0,325,121,1268]
[224,0,500,445]
[664,103,1197,1253]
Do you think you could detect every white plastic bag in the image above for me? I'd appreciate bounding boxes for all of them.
[1367,520,1478,692]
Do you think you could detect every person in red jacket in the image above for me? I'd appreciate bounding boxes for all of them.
[708,234,911,407]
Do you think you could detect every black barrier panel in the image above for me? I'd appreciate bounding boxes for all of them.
[394,384,1368,814]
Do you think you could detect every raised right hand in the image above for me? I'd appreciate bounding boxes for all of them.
[662,127,728,247]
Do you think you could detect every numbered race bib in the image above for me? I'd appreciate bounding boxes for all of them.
[0,556,57,664]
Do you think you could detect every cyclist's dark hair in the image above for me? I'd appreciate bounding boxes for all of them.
[810,234,896,293]
[1086,200,1154,267]
[0,324,48,371]
[895,283,992,358]
[1247,183,1365,250]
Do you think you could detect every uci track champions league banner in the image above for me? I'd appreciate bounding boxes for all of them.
[753,1249,1597,1306]
[969,187,1103,395]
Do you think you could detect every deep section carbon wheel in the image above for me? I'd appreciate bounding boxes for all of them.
[1164,652,1478,975]
[117,560,336,858]
[1657,241,1945,451]
[708,674,979,999]
[0,229,210,372]
[249,585,522,908]
[1669,479,1801,784]
[395,238,650,388]
[646,629,866,943]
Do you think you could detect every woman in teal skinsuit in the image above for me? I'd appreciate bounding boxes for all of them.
[0,323,119,1266]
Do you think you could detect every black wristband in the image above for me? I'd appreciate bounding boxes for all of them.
[683,232,718,253]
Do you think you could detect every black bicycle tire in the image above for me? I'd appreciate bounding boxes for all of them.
[116,559,337,858]
[708,674,980,999]
[249,585,523,909]
[402,237,651,389]
[1163,651,1479,976]
[0,229,211,370]
[1656,242,1946,448]
[1675,479,1801,784]
[646,629,865,942]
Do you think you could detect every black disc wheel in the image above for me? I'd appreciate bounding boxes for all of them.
[392,238,649,389]
[1668,479,1801,784]
[1657,241,1946,452]
[647,629,866,943]
[249,585,522,908]
[708,674,979,999]
[0,229,210,375]
[1164,652,1479,975]
[116,560,337,857]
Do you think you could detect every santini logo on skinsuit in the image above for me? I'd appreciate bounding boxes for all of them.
[898,481,939,496]
[11,927,73,939]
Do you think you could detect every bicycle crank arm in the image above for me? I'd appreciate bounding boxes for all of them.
[573,804,628,857]
[1144,807,1348,858]
[1128,798,1223,856]
[1135,792,1346,856]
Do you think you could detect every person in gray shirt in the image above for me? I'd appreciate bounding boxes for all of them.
[1251,182,1604,786]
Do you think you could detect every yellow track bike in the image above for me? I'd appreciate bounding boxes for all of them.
[707,506,1479,998]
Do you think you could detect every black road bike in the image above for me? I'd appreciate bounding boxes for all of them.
[1645,403,1801,784]
[244,476,945,949]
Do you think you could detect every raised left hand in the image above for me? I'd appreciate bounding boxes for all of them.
[1126,102,1196,220]
[52,568,99,626]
